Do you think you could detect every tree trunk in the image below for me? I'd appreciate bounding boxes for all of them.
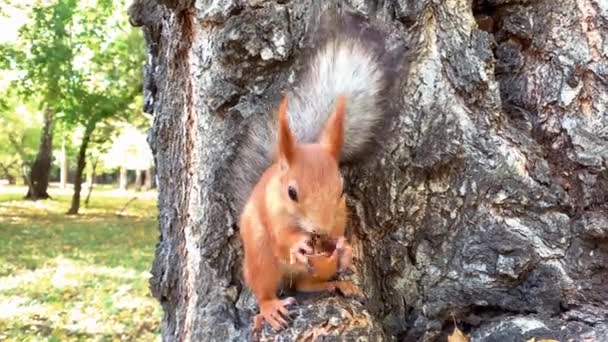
[7,133,33,190]
[130,0,608,341]
[0,163,16,185]
[60,138,68,189]
[144,167,153,190]
[119,166,127,190]
[134,169,143,191]
[26,107,54,200]
[84,158,97,208]
[86,162,94,189]
[67,124,94,215]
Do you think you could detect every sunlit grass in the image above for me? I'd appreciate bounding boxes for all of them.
[0,185,161,341]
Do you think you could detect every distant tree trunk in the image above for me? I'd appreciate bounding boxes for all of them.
[7,134,33,190]
[84,158,98,208]
[144,167,153,190]
[0,163,16,185]
[130,0,608,341]
[21,164,33,191]
[26,107,54,200]
[86,163,94,188]
[67,122,95,215]
[134,169,142,191]
[119,166,127,190]
[60,138,68,189]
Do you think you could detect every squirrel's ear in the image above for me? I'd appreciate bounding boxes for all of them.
[277,96,295,168]
[319,95,346,161]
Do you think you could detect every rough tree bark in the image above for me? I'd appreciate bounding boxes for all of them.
[129,0,608,341]
[26,107,54,200]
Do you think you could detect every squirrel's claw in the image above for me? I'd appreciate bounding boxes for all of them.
[334,236,353,273]
[253,297,296,333]
[289,238,313,270]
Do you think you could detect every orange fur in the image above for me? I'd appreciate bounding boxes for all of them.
[239,95,361,333]
[277,97,295,167]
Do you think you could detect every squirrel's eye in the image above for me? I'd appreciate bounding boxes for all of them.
[288,185,298,202]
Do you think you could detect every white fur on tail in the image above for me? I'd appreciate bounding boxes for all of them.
[286,37,386,162]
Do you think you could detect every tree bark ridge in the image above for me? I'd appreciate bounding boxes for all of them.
[131,0,608,340]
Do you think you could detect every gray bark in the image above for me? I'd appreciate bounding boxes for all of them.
[129,0,608,341]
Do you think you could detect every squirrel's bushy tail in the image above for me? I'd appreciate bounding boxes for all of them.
[230,5,405,212]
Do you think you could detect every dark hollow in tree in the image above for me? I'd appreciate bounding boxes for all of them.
[129,0,608,341]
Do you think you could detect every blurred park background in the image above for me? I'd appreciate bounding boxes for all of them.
[0,0,161,340]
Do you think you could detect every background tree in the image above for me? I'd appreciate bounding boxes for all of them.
[63,21,145,215]
[1,0,144,210]
[0,87,41,186]
[82,119,130,206]
[1,0,78,199]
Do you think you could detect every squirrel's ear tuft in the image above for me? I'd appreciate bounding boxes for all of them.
[277,96,295,168]
[319,95,346,161]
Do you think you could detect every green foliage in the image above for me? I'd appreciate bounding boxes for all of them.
[55,0,145,130]
[1,0,146,164]
[1,0,147,210]
[3,0,145,125]
[3,0,76,110]
[0,86,41,182]
[0,186,161,340]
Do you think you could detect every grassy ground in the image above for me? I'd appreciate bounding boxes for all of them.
[0,185,161,341]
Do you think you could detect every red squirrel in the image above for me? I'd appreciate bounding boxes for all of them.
[235,7,401,333]
[239,96,360,332]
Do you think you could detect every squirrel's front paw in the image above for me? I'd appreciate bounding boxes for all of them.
[253,297,297,332]
[335,236,353,273]
[290,237,313,270]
